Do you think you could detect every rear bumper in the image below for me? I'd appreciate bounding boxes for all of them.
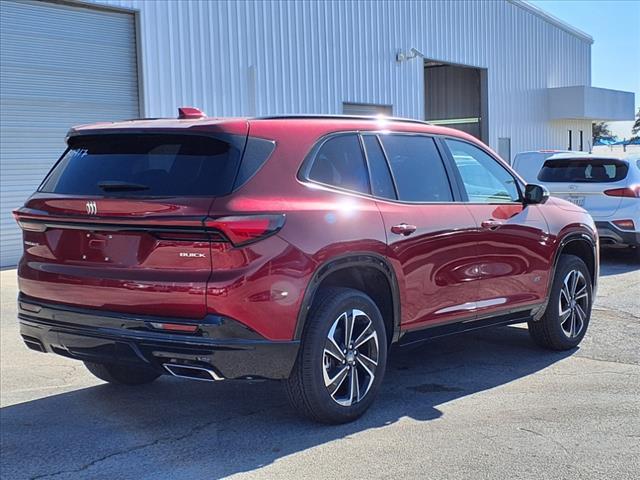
[17,295,299,380]
[595,221,640,247]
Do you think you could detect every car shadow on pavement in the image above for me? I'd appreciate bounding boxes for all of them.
[599,248,639,276]
[1,325,574,480]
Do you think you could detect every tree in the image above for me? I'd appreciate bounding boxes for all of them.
[592,121,613,142]
[632,108,640,139]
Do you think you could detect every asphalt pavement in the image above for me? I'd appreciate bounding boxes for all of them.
[1,250,638,479]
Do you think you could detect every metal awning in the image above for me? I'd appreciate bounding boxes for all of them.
[547,86,635,121]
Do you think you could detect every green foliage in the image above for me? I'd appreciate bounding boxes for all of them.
[592,121,613,141]
[632,108,640,139]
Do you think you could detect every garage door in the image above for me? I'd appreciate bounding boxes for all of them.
[0,0,139,267]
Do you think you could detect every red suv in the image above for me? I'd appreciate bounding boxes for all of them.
[14,112,598,423]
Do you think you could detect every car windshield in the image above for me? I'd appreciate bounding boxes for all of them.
[538,158,628,183]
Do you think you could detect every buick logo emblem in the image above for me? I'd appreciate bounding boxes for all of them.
[86,201,97,215]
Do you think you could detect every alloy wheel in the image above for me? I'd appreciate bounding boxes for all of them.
[322,309,379,407]
[558,269,589,339]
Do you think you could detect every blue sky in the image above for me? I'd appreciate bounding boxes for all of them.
[530,0,640,138]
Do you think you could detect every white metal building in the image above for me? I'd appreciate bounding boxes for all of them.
[0,0,635,266]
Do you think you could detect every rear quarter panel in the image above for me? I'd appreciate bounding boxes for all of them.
[204,121,388,341]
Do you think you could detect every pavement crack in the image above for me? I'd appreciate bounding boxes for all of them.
[574,355,640,367]
[549,370,636,377]
[592,305,640,320]
[518,427,570,456]
[29,406,277,480]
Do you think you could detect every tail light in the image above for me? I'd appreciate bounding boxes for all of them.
[153,230,221,242]
[612,219,635,231]
[14,209,285,247]
[205,214,286,246]
[604,186,640,198]
[149,322,199,333]
[13,211,47,232]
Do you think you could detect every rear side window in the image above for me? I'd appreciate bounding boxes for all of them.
[308,134,370,194]
[362,135,396,199]
[538,159,629,183]
[380,135,453,202]
[40,134,243,196]
[234,137,275,189]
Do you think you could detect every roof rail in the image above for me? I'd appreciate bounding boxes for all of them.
[256,114,432,126]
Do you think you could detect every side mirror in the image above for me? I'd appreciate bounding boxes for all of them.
[524,184,549,205]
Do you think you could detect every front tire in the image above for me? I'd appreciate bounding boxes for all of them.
[285,287,388,424]
[528,254,593,350]
[84,361,160,385]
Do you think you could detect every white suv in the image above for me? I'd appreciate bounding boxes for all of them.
[535,153,640,254]
[512,150,571,183]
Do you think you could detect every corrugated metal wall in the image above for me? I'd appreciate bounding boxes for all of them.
[2,0,594,266]
[91,0,593,155]
[0,0,139,266]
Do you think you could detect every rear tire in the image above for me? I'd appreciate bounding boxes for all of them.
[285,287,388,424]
[84,361,160,385]
[528,254,592,350]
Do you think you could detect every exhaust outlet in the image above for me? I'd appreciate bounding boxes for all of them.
[163,363,223,382]
[21,335,45,353]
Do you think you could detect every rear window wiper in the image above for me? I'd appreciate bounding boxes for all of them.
[98,181,150,192]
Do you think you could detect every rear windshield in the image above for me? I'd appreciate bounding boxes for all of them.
[40,134,244,196]
[538,158,628,183]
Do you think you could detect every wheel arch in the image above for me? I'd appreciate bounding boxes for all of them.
[534,232,598,321]
[294,253,401,344]
[557,234,598,287]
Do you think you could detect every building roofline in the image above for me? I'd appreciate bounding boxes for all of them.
[509,0,594,44]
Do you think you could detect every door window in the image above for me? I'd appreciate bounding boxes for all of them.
[380,135,453,202]
[445,139,520,203]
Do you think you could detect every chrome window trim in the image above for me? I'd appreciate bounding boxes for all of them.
[298,130,463,206]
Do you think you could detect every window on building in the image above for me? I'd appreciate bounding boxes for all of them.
[308,134,370,194]
[498,137,511,164]
[343,102,393,116]
[379,135,453,202]
[568,130,573,150]
[580,130,584,151]
[445,139,520,203]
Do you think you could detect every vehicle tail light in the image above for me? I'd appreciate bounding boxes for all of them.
[612,219,635,231]
[604,186,640,198]
[153,230,220,242]
[13,211,47,232]
[204,214,286,246]
[14,209,285,246]
[149,322,199,333]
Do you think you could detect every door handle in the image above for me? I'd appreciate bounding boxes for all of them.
[481,219,504,230]
[391,223,417,236]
